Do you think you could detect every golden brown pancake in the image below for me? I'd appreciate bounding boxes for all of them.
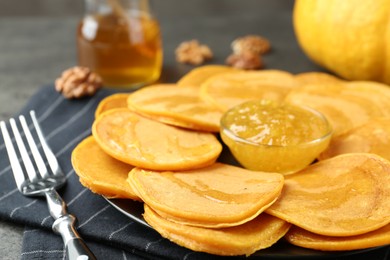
[71,136,139,200]
[285,224,390,251]
[95,93,131,118]
[200,70,299,111]
[319,118,390,161]
[177,65,240,87]
[144,205,291,256]
[128,163,284,228]
[285,81,390,136]
[266,153,390,236]
[127,85,223,132]
[92,108,222,171]
[295,72,344,85]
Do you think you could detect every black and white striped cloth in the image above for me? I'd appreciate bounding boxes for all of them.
[0,86,389,260]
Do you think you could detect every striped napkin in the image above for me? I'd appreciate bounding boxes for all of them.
[0,86,389,260]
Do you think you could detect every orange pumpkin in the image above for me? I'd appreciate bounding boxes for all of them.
[293,0,390,84]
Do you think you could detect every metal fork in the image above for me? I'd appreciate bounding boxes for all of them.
[0,110,96,260]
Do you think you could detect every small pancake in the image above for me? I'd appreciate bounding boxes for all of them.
[95,93,131,118]
[92,108,222,171]
[127,85,223,132]
[266,153,390,237]
[200,70,299,111]
[285,224,390,251]
[285,81,390,136]
[319,118,390,161]
[340,82,390,117]
[128,163,284,228]
[295,72,344,85]
[177,65,240,87]
[144,205,291,256]
[71,136,139,200]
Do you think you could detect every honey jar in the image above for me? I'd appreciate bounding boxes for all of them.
[77,0,163,88]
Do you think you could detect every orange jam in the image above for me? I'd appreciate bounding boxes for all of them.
[220,100,332,174]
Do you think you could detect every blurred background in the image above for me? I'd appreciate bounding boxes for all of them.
[0,0,297,120]
[0,0,83,120]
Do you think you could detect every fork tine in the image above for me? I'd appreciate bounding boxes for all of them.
[2,115,95,258]
[0,121,26,190]
[20,115,50,179]
[10,117,39,183]
[30,111,63,177]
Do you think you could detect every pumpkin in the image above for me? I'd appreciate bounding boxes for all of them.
[293,0,390,84]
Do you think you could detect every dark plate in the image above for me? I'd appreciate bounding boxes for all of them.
[105,197,381,259]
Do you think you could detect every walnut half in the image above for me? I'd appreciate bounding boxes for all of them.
[175,40,213,65]
[55,66,102,99]
[226,51,263,70]
[231,35,271,55]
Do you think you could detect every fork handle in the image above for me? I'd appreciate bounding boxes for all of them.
[53,214,97,260]
[46,189,96,260]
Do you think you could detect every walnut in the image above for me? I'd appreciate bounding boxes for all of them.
[175,40,213,65]
[225,51,263,70]
[55,66,102,99]
[231,35,271,55]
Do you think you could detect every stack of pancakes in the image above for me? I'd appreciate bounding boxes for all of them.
[72,65,390,256]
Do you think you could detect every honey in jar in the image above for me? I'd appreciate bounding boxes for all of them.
[77,0,162,88]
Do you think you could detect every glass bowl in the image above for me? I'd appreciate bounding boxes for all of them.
[220,100,332,174]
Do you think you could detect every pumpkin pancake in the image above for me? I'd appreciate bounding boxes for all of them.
[127,85,223,132]
[143,205,291,256]
[200,70,299,111]
[341,81,390,115]
[295,72,344,85]
[71,136,139,200]
[95,93,131,118]
[319,118,390,161]
[92,108,222,171]
[128,163,284,228]
[285,224,390,251]
[266,153,390,237]
[285,81,390,136]
[177,65,240,87]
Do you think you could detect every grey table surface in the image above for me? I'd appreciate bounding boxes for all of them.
[0,0,324,259]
